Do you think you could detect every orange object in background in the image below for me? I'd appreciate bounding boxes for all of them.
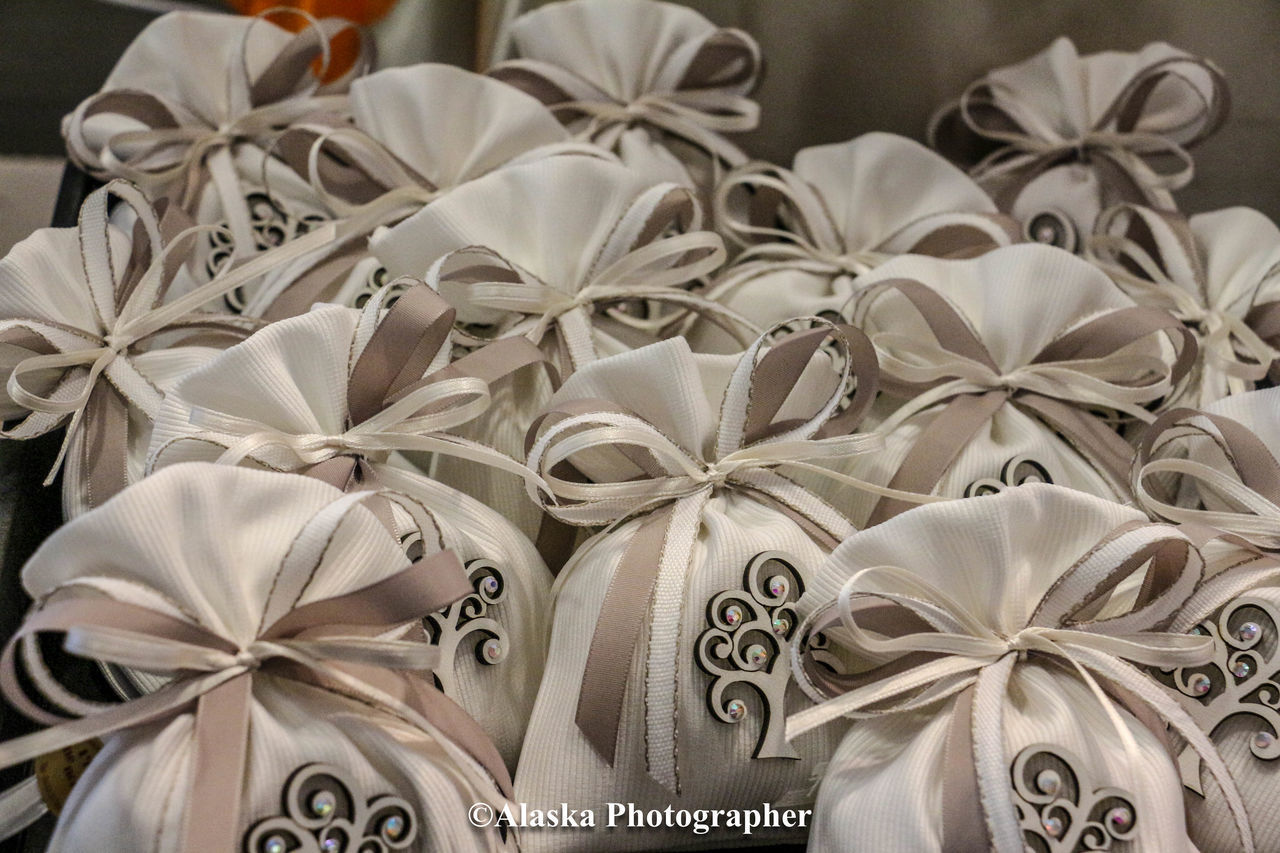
[226,0,399,81]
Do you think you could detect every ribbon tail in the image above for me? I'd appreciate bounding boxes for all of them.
[181,674,252,853]
[0,777,45,842]
[81,381,131,509]
[972,654,1022,853]
[941,685,990,852]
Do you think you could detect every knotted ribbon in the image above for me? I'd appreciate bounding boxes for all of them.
[929,51,1229,212]
[856,277,1196,524]
[63,13,365,262]
[706,159,1016,307]
[1088,203,1280,403]
[524,318,936,791]
[1135,406,1280,550]
[423,183,758,373]
[1,180,335,505]
[787,520,1254,852]
[490,27,761,177]
[161,282,551,500]
[0,490,511,853]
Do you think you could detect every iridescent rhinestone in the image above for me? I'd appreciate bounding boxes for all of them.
[723,605,744,627]
[382,815,406,840]
[745,644,768,666]
[1042,816,1064,838]
[264,836,287,853]
[767,576,788,598]
[481,576,500,596]
[1190,625,1208,636]
[1035,769,1061,797]
[1238,622,1261,643]
[1254,731,1275,751]
[1106,806,1133,832]
[726,699,747,721]
[1232,659,1253,679]
[482,638,503,662]
[772,616,790,636]
[321,839,340,853]
[1189,673,1212,695]
[310,790,336,818]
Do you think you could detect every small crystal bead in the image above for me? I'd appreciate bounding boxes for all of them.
[1035,769,1061,797]
[772,616,790,636]
[1042,816,1064,838]
[1189,673,1212,695]
[768,576,788,597]
[482,638,503,662]
[745,644,768,666]
[1232,659,1253,679]
[481,576,500,596]
[723,605,744,627]
[1106,806,1133,832]
[382,815,406,840]
[726,699,747,721]
[321,839,340,853]
[1254,731,1275,751]
[1238,622,1261,643]
[263,837,287,853]
[310,791,336,818]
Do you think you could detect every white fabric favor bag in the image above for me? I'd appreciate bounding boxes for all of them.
[489,0,762,200]
[1087,203,1280,408]
[825,244,1194,528]
[148,284,552,768]
[242,62,608,319]
[928,37,1228,247]
[691,132,1016,352]
[788,484,1253,852]
[63,11,369,288]
[0,180,331,518]
[513,320,881,852]
[372,156,752,537]
[0,463,513,852]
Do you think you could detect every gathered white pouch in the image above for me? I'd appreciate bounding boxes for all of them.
[788,484,1253,852]
[242,62,609,320]
[0,180,330,519]
[373,156,753,537]
[817,244,1194,528]
[512,320,884,851]
[147,283,552,768]
[489,0,762,201]
[690,132,1017,352]
[62,11,368,290]
[928,37,1228,248]
[0,462,513,852]
[1087,203,1280,408]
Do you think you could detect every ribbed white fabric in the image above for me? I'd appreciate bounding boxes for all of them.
[146,304,551,767]
[800,485,1194,852]
[513,338,853,852]
[800,245,1155,525]
[20,463,511,852]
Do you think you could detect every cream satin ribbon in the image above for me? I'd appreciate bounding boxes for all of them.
[787,522,1254,852]
[3,180,336,487]
[425,230,756,372]
[1088,205,1280,399]
[1134,407,1280,550]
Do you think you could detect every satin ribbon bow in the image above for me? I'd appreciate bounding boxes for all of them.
[1087,204,1280,405]
[64,14,365,260]
[161,282,551,498]
[929,52,1229,211]
[788,520,1254,853]
[490,27,761,176]
[423,183,758,373]
[1,180,335,504]
[854,277,1196,524]
[523,318,902,792]
[0,491,511,853]
[707,160,1014,307]
[1135,406,1280,550]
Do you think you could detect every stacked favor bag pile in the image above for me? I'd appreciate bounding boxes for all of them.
[1,1,1278,850]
